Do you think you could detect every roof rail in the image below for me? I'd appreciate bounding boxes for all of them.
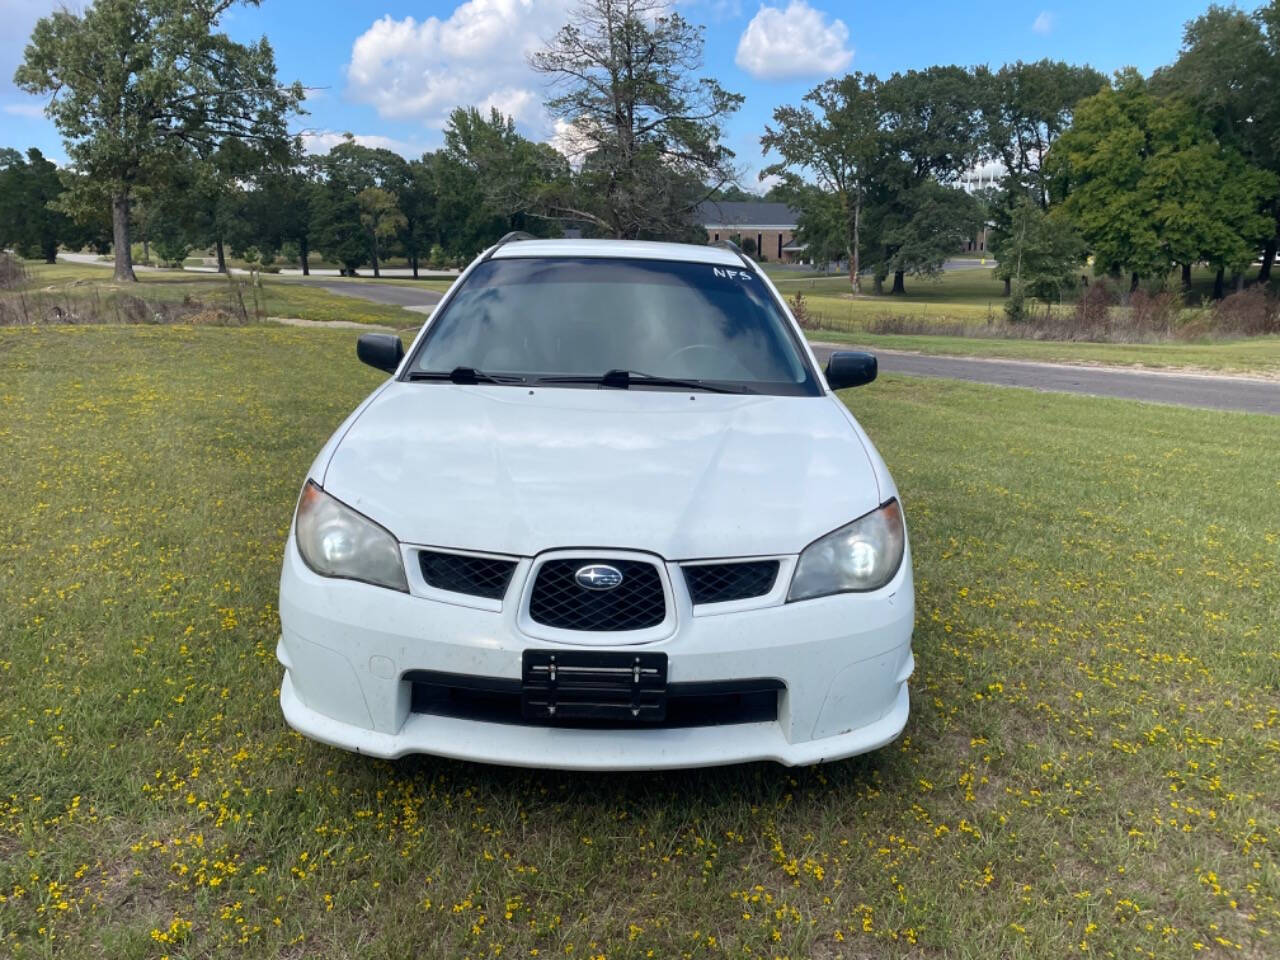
[481,230,538,262]
[710,238,757,272]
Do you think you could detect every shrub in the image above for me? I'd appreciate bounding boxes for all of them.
[0,251,28,289]
[1210,287,1280,336]
[1127,290,1180,337]
[1004,282,1029,323]
[1073,281,1113,335]
[788,291,814,329]
[152,235,190,268]
[428,244,446,268]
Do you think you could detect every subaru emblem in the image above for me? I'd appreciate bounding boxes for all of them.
[575,564,624,591]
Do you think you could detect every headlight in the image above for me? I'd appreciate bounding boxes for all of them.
[294,481,409,592]
[788,499,905,601]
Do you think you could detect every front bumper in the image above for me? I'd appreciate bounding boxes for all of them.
[277,539,915,770]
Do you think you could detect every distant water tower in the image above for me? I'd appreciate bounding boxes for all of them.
[958,162,1005,193]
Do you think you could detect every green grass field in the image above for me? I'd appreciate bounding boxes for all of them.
[766,264,1008,305]
[1,326,1276,959]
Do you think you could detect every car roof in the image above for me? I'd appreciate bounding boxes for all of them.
[487,238,748,267]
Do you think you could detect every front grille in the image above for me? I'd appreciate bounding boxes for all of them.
[406,669,782,729]
[684,560,780,605]
[418,550,516,600]
[528,558,666,631]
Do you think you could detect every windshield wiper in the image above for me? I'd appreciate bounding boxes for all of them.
[536,369,744,394]
[407,366,526,385]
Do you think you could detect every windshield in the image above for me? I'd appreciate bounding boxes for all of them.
[407,256,819,396]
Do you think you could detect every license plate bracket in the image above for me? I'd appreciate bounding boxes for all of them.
[521,650,668,723]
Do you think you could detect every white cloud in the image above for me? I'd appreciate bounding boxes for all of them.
[2,102,46,117]
[1032,11,1053,35]
[300,130,424,158]
[735,1,853,80]
[755,171,782,193]
[344,0,572,135]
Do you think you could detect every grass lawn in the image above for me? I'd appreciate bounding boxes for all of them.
[812,331,1280,377]
[769,265,1007,305]
[1,325,1276,959]
[15,262,424,327]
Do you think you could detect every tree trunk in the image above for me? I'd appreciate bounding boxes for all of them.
[1213,266,1225,300]
[873,273,884,295]
[372,238,381,278]
[43,240,57,264]
[142,238,150,265]
[1259,212,1279,283]
[1259,239,1276,284]
[1235,270,1245,293]
[215,238,227,274]
[411,253,419,279]
[848,194,861,295]
[891,270,905,296]
[1129,272,1139,293]
[1002,276,1011,297]
[1181,263,1192,289]
[300,236,310,276]
[111,193,136,282]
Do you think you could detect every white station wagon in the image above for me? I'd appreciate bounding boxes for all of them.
[278,236,915,769]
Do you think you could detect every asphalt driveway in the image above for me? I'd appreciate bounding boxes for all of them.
[287,278,444,312]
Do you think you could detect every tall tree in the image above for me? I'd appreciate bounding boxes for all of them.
[761,74,882,292]
[248,155,321,275]
[866,180,983,293]
[990,196,1085,307]
[1049,71,1168,288]
[870,66,986,294]
[0,147,76,262]
[310,137,411,275]
[980,60,1107,209]
[14,0,303,282]
[1154,3,1280,281]
[356,188,406,278]
[531,0,743,238]
[441,107,566,245]
[1050,70,1274,294]
[783,183,847,271]
[395,157,437,278]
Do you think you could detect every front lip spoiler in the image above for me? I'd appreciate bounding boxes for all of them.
[279,670,910,770]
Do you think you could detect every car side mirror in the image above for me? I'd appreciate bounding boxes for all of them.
[825,351,877,390]
[357,333,404,374]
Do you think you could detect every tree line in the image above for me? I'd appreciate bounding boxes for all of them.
[3,0,739,281]
[768,2,1280,303]
[5,0,1280,304]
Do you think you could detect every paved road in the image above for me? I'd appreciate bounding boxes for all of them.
[295,280,443,312]
[811,343,1280,416]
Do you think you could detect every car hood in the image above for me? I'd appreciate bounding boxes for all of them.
[322,382,882,559]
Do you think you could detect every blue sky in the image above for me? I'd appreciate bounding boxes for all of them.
[0,0,1214,183]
